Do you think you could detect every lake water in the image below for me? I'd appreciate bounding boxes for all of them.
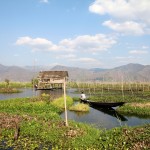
[0,88,150,129]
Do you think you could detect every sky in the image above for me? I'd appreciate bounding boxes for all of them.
[0,0,150,69]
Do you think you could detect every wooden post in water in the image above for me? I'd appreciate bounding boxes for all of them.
[63,77,68,126]
[121,75,124,100]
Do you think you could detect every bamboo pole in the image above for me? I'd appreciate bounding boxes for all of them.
[121,75,124,100]
[63,78,68,126]
[142,81,145,93]
[94,82,96,94]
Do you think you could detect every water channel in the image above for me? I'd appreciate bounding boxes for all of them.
[0,88,150,129]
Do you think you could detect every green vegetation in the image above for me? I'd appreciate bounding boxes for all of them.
[69,103,90,112]
[51,96,73,109]
[69,81,150,117]
[117,102,150,117]
[68,82,150,92]
[0,95,150,149]
[0,82,150,149]
[0,87,21,93]
[4,79,10,87]
[97,124,150,150]
[0,81,32,93]
[0,96,100,149]
[0,81,32,88]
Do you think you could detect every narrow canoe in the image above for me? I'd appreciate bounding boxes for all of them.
[35,88,53,91]
[80,99,125,108]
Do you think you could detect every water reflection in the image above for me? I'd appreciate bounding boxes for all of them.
[61,107,124,129]
[0,88,64,100]
[0,88,39,100]
[61,105,150,129]
[91,106,128,121]
[39,89,63,99]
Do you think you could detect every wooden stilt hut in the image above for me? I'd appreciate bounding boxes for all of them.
[36,71,68,90]
[36,70,69,126]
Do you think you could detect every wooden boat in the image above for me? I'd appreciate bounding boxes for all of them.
[35,88,54,91]
[80,99,125,108]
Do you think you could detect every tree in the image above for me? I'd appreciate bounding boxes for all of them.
[5,79,10,87]
[31,78,38,85]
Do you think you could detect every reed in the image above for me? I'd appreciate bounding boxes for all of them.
[0,82,32,88]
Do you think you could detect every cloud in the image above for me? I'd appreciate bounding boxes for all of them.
[15,36,60,52]
[40,0,49,3]
[52,57,102,68]
[89,0,150,35]
[89,0,150,22]
[15,34,117,52]
[14,54,19,57]
[56,54,76,59]
[142,46,149,49]
[115,56,139,63]
[103,20,145,35]
[59,34,117,52]
[71,57,98,62]
[129,50,149,54]
[70,57,102,67]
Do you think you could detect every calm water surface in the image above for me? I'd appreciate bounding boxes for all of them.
[0,88,39,100]
[0,88,150,129]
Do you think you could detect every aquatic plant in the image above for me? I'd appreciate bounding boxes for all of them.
[0,83,150,149]
[69,103,90,112]
[0,87,22,93]
[51,96,73,109]
[0,81,32,88]
[117,102,150,117]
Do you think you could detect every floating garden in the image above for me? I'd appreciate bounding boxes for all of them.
[0,81,150,149]
[0,92,150,149]
[68,82,150,117]
[0,81,32,93]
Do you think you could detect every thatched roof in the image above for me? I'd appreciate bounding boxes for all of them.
[38,71,68,79]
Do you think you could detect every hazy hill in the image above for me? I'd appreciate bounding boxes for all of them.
[0,64,34,82]
[89,68,107,72]
[51,64,150,82]
[101,63,150,81]
[0,63,150,82]
[51,65,94,81]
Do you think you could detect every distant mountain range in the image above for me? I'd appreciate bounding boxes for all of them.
[0,63,150,82]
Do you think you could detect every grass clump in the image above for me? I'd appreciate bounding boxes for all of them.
[69,103,89,112]
[0,81,32,88]
[51,95,73,109]
[0,87,22,93]
[72,97,80,101]
[117,102,150,117]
